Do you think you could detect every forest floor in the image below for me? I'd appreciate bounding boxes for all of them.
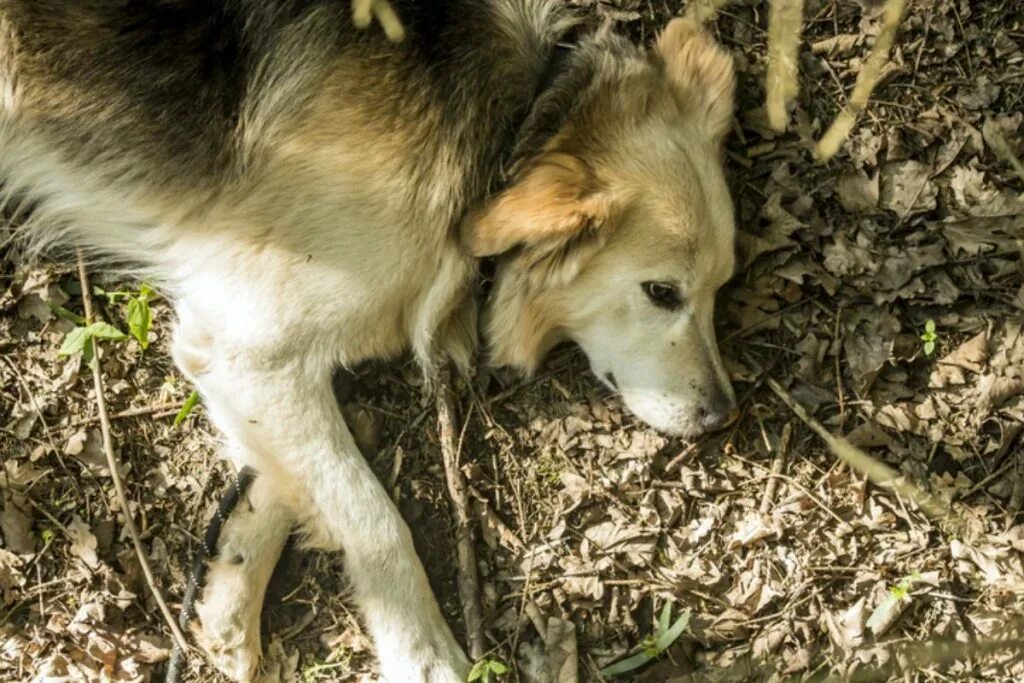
[2,0,1023,681]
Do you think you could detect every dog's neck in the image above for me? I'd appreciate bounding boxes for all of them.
[497,27,595,191]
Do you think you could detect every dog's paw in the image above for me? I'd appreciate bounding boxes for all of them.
[379,656,472,683]
[351,0,405,42]
[189,561,264,682]
[377,639,472,683]
[191,631,260,683]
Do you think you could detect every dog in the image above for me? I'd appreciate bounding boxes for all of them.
[0,1,738,680]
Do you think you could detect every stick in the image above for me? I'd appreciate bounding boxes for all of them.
[815,0,907,160]
[435,361,486,661]
[75,252,190,654]
[765,377,958,528]
[71,403,185,428]
[759,421,792,514]
[765,0,806,132]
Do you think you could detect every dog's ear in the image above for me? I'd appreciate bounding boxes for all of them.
[654,18,735,141]
[463,152,612,258]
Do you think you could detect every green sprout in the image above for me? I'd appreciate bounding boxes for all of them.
[468,658,508,683]
[126,284,154,349]
[174,390,201,427]
[59,321,127,364]
[600,602,691,677]
[866,572,921,632]
[921,319,938,356]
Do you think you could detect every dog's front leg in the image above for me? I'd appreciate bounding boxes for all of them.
[188,467,292,682]
[190,350,470,683]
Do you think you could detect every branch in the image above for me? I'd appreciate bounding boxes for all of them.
[765,376,963,532]
[435,361,486,661]
[75,252,190,655]
[815,0,907,160]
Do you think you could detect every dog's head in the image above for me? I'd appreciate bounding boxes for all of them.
[466,19,737,438]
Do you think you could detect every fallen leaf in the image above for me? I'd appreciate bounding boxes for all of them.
[879,160,938,216]
[0,495,34,555]
[67,515,100,571]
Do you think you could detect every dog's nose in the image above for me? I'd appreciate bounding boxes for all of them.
[698,389,739,432]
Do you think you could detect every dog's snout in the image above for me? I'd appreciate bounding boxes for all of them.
[698,387,738,432]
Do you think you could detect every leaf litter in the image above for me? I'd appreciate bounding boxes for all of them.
[2,0,1024,681]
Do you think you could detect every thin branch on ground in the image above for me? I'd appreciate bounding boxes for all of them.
[765,376,961,530]
[75,251,190,654]
[72,402,186,428]
[766,0,806,131]
[815,0,907,160]
[435,361,486,661]
[759,421,792,514]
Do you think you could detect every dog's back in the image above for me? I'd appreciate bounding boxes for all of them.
[0,0,570,268]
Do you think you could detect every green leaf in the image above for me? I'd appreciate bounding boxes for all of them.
[82,337,96,365]
[87,322,127,341]
[924,340,935,356]
[59,326,92,357]
[174,390,201,427]
[654,609,691,653]
[127,296,152,349]
[600,650,655,677]
[50,305,87,325]
[657,602,672,636]
[468,659,507,682]
[925,319,936,334]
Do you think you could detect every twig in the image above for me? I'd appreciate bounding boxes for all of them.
[759,421,792,514]
[71,402,185,428]
[764,376,960,530]
[766,0,806,132]
[435,362,486,661]
[815,0,907,160]
[75,252,190,654]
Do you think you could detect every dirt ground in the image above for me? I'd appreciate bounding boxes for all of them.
[3,0,1024,681]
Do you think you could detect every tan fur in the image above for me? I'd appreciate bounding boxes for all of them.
[465,142,614,257]
[656,18,737,140]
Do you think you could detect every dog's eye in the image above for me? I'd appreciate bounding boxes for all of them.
[641,281,682,310]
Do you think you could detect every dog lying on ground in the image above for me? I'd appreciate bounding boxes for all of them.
[1,0,738,680]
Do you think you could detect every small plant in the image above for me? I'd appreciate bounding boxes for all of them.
[299,647,353,682]
[93,283,154,349]
[125,284,154,349]
[59,283,155,361]
[921,319,938,356]
[600,602,691,677]
[866,572,921,632]
[468,658,508,683]
[59,320,127,363]
[174,390,201,427]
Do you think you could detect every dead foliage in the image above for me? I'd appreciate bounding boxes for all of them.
[2,0,1023,681]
